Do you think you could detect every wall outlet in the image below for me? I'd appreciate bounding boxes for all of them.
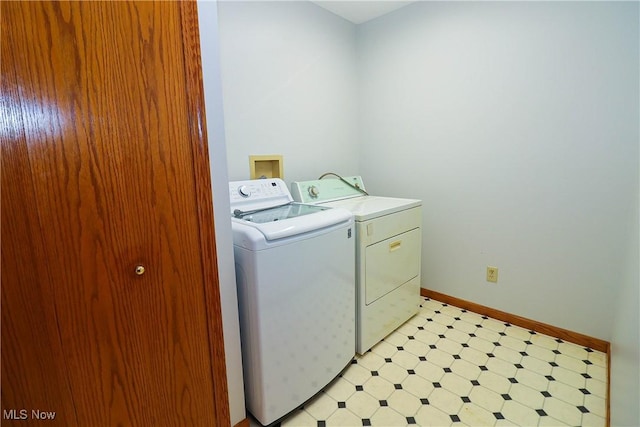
[486,266,498,283]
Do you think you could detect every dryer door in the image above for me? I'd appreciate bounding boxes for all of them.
[365,228,421,305]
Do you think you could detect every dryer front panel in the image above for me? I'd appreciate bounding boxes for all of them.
[365,228,421,305]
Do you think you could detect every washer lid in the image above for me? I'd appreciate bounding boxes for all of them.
[321,196,421,221]
[235,203,329,224]
[232,204,352,241]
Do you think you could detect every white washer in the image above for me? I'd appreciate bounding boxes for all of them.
[292,176,422,354]
[229,178,355,426]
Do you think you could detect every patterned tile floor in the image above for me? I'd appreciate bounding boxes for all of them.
[258,297,607,427]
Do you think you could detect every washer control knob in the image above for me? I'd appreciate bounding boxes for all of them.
[238,185,251,197]
[308,185,319,198]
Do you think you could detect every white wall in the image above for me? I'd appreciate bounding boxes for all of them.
[217,0,359,183]
[610,181,639,425]
[197,2,246,425]
[357,1,639,341]
[204,1,639,424]
[203,1,359,423]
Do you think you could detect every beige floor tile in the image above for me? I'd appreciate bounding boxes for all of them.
[436,337,463,355]
[443,328,471,344]
[502,400,540,426]
[274,297,606,427]
[414,404,453,426]
[450,358,481,380]
[581,412,607,426]
[468,386,504,412]
[458,402,499,426]
[396,322,420,336]
[344,390,378,419]
[584,394,606,418]
[304,392,338,420]
[587,364,607,382]
[323,377,357,402]
[424,321,449,335]
[369,340,398,358]
[587,350,606,367]
[478,370,512,394]
[428,387,464,415]
[515,368,549,391]
[414,329,440,345]
[503,325,533,341]
[547,379,586,406]
[530,333,560,350]
[543,396,583,426]
[341,364,375,385]
[378,362,409,384]
[486,356,518,378]
[387,389,422,416]
[459,346,490,366]
[432,312,456,326]
[371,407,411,426]
[403,338,431,357]
[440,372,473,397]
[281,409,316,427]
[401,373,435,399]
[468,336,495,353]
[525,344,557,362]
[362,375,395,400]
[538,415,566,426]
[383,331,409,347]
[586,378,607,398]
[520,354,553,375]
[482,318,507,333]
[500,334,528,352]
[392,350,420,369]
[475,327,502,342]
[451,319,476,334]
[493,345,524,364]
[426,348,455,368]
[558,342,590,360]
[414,359,445,382]
[555,353,587,372]
[509,382,545,409]
[356,352,386,371]
[407,314,428,328]
[325,408,362,426]
[552,366,587,388]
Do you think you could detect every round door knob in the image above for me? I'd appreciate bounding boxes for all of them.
[135,265,146,276]
[308,185,319,198]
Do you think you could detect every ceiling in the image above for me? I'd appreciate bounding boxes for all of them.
[310,1,416,24]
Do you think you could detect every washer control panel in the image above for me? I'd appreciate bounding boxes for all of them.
[229,178,293,213]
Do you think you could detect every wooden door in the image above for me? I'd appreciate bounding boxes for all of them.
[1,1,229,425]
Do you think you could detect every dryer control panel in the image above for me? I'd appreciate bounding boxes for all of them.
[291,176,366,204]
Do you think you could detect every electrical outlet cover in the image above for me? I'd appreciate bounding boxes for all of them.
[486,266,498,283]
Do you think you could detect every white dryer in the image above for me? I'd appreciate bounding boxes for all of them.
[291,176,422,354]
[229,178,355,426]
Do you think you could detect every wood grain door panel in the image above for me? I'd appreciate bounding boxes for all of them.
[1,110,79,425]
[1,1,227,425]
